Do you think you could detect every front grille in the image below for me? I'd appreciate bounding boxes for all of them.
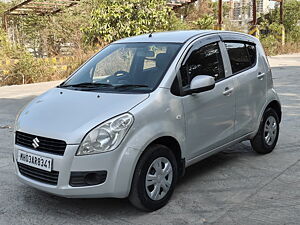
[15,131,67,156]
[18,163,59,185]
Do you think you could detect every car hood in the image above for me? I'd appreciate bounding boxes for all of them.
[16,88,149,144]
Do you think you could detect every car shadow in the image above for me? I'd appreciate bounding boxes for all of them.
[177,142,254,187]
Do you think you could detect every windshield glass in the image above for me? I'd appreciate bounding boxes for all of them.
[61,43,182,93]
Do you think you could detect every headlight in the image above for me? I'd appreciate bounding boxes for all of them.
[77,113,134,155]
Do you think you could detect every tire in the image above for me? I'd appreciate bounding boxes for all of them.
[129,144,178,211]
[251,108,280,154]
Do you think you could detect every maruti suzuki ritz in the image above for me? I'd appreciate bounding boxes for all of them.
[14,30,281,211]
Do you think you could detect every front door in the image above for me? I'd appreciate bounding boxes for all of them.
[180,38,236,160]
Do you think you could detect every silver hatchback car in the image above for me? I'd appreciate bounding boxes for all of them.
[14,30,281,211]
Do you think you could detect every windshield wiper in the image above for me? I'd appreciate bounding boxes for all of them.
[114,84,149,90]
[59,82,114,88]
[59,83,149,91]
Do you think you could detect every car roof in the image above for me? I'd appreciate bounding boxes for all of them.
[113,30,217,44]
[113,30,256,44]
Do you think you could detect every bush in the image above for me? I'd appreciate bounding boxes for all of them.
[0,29,95,86]
[3,54,54,85]
[260,35,281,55]
[288,26,300,43]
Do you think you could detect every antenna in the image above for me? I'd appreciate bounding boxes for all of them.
[149,32,153,38]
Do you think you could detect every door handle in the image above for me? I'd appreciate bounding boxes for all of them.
[257,72,265,79]
[223,87,234,96]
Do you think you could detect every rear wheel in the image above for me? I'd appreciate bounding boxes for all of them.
[251,108,280,154]
[129,144,178,211]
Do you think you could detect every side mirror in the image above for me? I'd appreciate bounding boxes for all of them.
[186,75,215,94]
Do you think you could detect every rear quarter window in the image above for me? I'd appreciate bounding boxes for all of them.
[225,42,256,74]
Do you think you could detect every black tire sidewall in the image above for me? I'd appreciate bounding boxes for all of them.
[134,144,178,211]
[260,108,280,151]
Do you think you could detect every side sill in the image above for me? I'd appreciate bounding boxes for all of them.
[185,132,255,167]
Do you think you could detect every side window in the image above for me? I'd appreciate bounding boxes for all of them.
[246,43,256,65]
[225,42,256,74]
[181,42,225,87]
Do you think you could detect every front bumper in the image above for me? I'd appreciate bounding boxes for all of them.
[14,144,140,198]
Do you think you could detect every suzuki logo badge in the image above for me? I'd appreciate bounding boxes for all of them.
[32,137,40,149]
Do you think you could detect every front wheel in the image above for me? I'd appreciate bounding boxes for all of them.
[251,108,280,154]
[129,144,178,211]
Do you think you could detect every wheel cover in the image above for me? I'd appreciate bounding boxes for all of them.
[145,157,173,201]
[264,115,278,146]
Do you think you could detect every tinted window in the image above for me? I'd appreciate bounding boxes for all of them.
[246,43,256,65]
[181,42,225,87]
[225,42,256,74]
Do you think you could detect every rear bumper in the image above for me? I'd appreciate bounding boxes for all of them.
[14,144,141,198]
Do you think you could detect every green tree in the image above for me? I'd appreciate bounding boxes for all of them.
[192,15,216,29]
[0,28,57,86]
[5,0,94,56]
[0,1,11,28]
[261,0,300,35]
[259,0,300,53]
[0,2,7,15]
[83,0,178,44]
[259,22,283,55]
[280,0,300,33]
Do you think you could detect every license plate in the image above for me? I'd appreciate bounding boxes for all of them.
[17,150,52,172]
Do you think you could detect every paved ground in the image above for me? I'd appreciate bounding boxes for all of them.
[0,54,300,225]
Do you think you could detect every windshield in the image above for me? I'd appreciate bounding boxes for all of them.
[60,43,182,93]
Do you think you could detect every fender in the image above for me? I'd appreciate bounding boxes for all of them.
[112,128,184,197]
[250,88,281,139]
[112,88,186,197]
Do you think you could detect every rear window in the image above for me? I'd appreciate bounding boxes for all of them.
[225,42,256,74]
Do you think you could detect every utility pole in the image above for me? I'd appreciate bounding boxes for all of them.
[252,0,257,26]
[280,0,285,45]
[2,13,8,31]
[280,0,284,24]
[218,0,223,29]
[215,0,223,30]
[249,0,259,38]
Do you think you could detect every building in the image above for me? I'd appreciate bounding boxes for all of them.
[257,0,270,14]
[230,0,252,24]
[232,0,241,21]
[229,0,269,26]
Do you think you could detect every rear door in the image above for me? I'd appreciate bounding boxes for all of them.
[221,34,266,137]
